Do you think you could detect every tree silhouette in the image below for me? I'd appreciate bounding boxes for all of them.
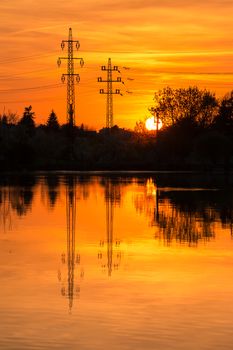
[0,112,18,127]
[18,105,35,129]
[46,110,60,130]
[151,86,218,128]
[214,91,233,134]
[134,120,147,134]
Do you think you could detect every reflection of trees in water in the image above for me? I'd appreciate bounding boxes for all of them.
[0,188,12,231]
[160,190,233,238]
[44,175,60,208]
[75,178,91,201]
[99,176,128,206]
[155,201,216,246]
[42,175,92,210]
[63,175,92,202]
[1,173,232,248]
[10,188,34,216]
[216,192,233,236]
[134,178,233,246]
[0,175,37,231]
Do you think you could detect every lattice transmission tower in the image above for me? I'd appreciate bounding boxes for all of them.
[57,28,84,126]
[98,58,122,128]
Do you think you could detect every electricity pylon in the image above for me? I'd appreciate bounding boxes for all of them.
[98,58,122,128]
[57,28,84,126]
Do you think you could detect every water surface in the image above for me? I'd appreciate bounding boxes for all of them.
[0,173,232,350]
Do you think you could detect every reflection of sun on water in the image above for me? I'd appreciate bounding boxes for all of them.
[145,117,163,131]
[146,178,157,196]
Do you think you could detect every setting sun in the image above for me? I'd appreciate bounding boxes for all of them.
[145,116,163,131]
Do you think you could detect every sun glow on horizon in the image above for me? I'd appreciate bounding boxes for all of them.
[145,117,163,131]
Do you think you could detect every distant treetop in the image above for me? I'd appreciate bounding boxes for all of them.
[46,110,60,130]
[18,105,35,128]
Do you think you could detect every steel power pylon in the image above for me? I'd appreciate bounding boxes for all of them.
[57,28,84,126]
[98,58,122,128]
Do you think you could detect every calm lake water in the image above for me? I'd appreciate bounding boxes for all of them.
[0,173,233,350]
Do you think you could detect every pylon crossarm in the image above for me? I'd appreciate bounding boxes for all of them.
[98,79,121,83]
[58,57,83,60]
[99,91,122,95]
[101,66,119,72]
[62,73,80,76]
[61,40,80,43]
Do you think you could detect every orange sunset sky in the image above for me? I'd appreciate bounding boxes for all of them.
[0,0,232,129]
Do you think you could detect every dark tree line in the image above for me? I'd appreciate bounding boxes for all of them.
[147,87,233,170]
[0,87,232,171]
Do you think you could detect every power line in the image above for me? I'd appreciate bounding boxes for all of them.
[146,71,233,75]
[0,68,58,80]
[0,96,64,104]
[0,83,63,93]
[0,50,59,64]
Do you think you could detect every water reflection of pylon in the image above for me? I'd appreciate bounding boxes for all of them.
[98,179,121,276]
[58,177,84,311]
